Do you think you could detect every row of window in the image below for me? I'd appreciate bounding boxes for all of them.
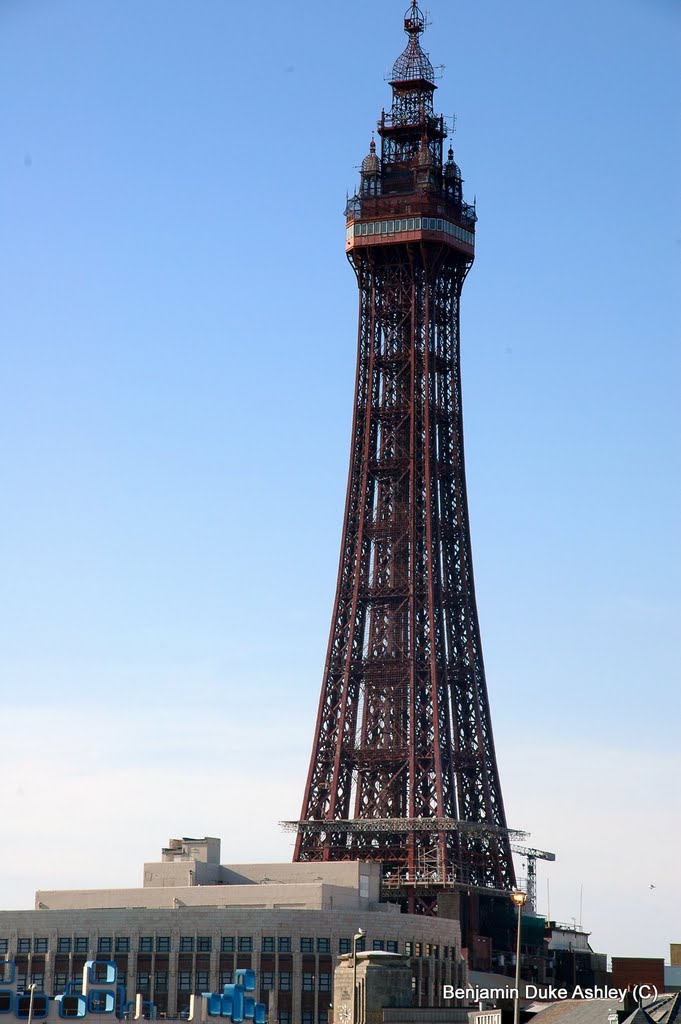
[19,968,332,998]
[283,1013,329,1024]
[347,216,475,247]
[2,936,454,959]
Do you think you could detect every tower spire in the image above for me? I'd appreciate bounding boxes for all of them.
[393,2,433,84]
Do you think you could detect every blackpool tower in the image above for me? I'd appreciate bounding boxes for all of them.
[289,2,519,922]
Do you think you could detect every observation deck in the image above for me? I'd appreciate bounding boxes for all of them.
[346,211,474,257]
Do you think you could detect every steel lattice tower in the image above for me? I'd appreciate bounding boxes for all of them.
[290,3,517,915]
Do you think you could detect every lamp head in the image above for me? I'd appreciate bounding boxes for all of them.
[510,890,527,907]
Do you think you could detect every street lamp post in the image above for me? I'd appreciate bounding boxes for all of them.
[352,929,366,1024]
[27,982,37,1024]
[511,891,527,1024]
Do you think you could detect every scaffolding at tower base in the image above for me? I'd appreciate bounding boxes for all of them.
[283,818,526,900]
[282,818,527,837]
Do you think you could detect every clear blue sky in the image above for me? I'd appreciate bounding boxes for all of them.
[0,0,679,961]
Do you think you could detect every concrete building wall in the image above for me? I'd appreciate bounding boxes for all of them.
[0,904,463,1022]
[334,953,413,1024]
[35,882,389,914]
[141,857,382,906]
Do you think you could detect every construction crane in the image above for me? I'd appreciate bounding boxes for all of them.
[510,845,556,913]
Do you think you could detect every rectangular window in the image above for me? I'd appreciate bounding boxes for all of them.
[302,1014,314,1024]
[373,940,384,951]
[356,938,365,953]
[116,937,130,953]
[279,1013,291,1024]
[319,1014,329,1024]
[220,937,235,953]
[139,937,153,953]
[388,221,394,233]
[180,937,195,953]
[74,937,88,954]
[34,939,48,954]
[302,973,314,993]
[433,945,440,959]
[0,940,8,954]
[260,972,274,992]
[70,979,83,995]
[278,937,291,953]
[31,973,44,990]
[368,224,374,236]
[262,937,275,953]
[300,938,314,953]
[401,219,408,231]
[238,937,252,953]
[197,937,212,953]
[414,218,421,229]
[386,941,398,953]
[98,938,112,954]
[279,972,292,992]
[319,974,331,993]
[137,972,150,993]
[408,218,414,231]
[17,940,31,954]
[53,972,68,995]
[437,219,443,231]
[414,942,422,957]
[354,224,361,236]
[156,937,171,953]
[316,938,330,954]
[381,222,388,234]
[17,974,27,991]
[178,972,192,992]
[405,942,413,957]
[339,939,351,955]
[196,971,209,991]
[155,972,168,993]
[219,971,233,988]
[57,938,71,954]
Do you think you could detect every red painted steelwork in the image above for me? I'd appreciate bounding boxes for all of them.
[293,2,516,912]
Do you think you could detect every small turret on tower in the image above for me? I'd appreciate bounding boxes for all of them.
[361,137,381,197]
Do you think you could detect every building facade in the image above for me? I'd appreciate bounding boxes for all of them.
[0,838,465,1021]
